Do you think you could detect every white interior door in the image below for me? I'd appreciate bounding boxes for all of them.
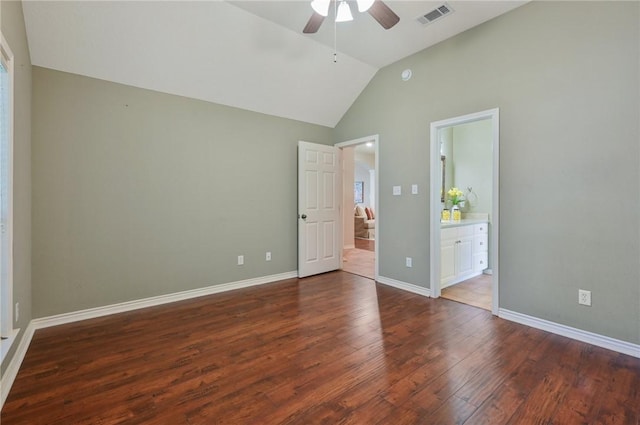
[298,141,341,278]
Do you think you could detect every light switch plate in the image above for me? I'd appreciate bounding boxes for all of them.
[393,186,401,196]
[411,184,418,194]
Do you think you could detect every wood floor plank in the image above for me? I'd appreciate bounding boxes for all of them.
[504,337,584,424]
[2,271,639,425]
[423,394,478,424]
[460,332,562,424]
[386,323,523,418]
[342,248,375,280]
[550,344,616,424]
[590,353,640,425]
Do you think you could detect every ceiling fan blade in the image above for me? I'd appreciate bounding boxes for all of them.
[303,12,325,34]
[368,0,400,30]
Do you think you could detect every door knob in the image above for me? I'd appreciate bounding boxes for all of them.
[301,214,307,220]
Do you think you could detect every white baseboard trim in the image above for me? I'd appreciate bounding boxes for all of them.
[1,322,35,408]
[377,276,431,298]
[0,271,298,410]
[0,328,20,363]
[499,308,640,359]
[31,271,298,330]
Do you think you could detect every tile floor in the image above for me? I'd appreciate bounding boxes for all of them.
[441,274,492,310]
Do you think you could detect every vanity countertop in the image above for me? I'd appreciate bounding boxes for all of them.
[441,219,488,229]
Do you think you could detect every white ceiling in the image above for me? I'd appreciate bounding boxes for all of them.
[22,0,525,127]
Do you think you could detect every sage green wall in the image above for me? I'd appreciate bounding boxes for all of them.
[334,2,640,343]
[0,0,32,375]
[451,120,492,215]
[32,67,332,317]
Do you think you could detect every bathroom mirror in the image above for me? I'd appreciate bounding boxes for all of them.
[440,155,446,203]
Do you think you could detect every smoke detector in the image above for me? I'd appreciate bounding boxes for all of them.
[416,3,453,26]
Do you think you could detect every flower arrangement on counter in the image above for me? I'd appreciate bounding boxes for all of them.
[447,187,465,206]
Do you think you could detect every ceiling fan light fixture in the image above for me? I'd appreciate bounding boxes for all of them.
[356,0,375,13]
[336,1,353,22]
[311,0,330,17]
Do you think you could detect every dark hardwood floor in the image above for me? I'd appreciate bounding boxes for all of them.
[2,271,639,424]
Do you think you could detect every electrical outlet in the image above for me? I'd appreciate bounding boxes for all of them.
[578,289,591,306]
[393,186,402,196]
[237,255,244,266]
[15,302,19,322]
[406,257,412,268]
[266,252,271,261]
[411,184,418,195]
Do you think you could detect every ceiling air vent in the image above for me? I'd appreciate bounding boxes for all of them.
[417,3,453,25]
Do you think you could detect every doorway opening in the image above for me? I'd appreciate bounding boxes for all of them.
[429,109,499,314]
[336,135,379,281]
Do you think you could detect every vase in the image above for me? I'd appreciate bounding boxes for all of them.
[451,205,461,221]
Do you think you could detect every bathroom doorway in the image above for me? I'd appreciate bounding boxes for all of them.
[429,109,499,314]
[336,135,379,281]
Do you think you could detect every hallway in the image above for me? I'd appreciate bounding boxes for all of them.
[342,239,375,280]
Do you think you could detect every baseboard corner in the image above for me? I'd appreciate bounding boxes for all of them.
[1,322,36,409]
[498,308,640,358]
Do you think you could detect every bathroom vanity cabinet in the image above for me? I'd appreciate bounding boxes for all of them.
[440,221,488,288]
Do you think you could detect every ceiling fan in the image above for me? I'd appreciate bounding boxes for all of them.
[303,0,400,34]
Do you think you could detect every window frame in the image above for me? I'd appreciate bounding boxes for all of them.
[0,33,15,347]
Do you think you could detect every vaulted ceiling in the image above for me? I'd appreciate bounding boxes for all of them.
[22,1,525,127]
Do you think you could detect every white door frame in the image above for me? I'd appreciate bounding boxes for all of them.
[429,109,499,315]
[335,135,379,282]
[0,33,15,339]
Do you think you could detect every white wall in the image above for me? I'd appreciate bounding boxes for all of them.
[355,150,375,208]
[343,146,355,248]
[355,161,370,206]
